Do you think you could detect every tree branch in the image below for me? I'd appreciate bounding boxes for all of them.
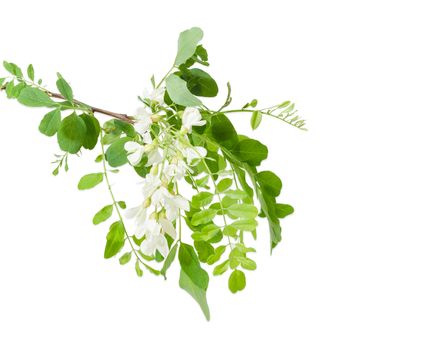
[0,85,135,124]
[47,91,135,124]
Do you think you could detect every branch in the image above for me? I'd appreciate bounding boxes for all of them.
[48,91,135,124]
[0,85,135,124]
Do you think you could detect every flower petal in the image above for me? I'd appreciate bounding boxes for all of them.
[159,218,177,239]
[128,149,144,166]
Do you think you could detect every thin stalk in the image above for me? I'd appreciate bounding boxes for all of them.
[100,130,145,265]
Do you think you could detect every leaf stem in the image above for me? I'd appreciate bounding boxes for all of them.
[221,108,307,130]
[99,130,145,265]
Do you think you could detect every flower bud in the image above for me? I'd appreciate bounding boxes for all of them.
[151,164,159,175]
[143,198,151,208]
[151,114,161,122]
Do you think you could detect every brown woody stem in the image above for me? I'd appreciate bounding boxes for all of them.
[48,91,134,123]
[0,84,134,124]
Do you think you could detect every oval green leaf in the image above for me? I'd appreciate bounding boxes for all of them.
[56,74,73,102]
[230,219,258,232]
[226,204,258,219]
[166,74,202,107]
[250,111,262,130]
[191,209,217,226]
[18,87,57,107]
[57,113,87,154]
[81,114,101,150]
[104,221,125,259]
[175,27,204,66]
[78,173,103,190]
[105,137,132,167]
[228,269,246,293]
[232,139,268,166]
[93,204,113,225]
[39,108,61,137]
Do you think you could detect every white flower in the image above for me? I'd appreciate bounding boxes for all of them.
[151,186,170,207]
[164,194,190,221]
[145,87,165,105]
[181,107,206,133]
[159,218,177,239]
[134,108,153,135]
[141,131,153,144]
[145,144,162,166]
[124,141,162,167]
[125,204,147,238]
[139,220,168,257]
[141,173,161,198]
[163,159,188,181]
[124,141,144,166]
[185,146,207,164]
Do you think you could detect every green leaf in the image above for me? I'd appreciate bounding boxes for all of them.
[141,262,161,276]
[256,171,282,197]
[104,221,125,259]
[195,175,209,188]
[180,68,218,97]
[11,82,26,98]
[228,269,246,293]
[117,201,127,209]
[78,173,103,190]
[38,108,61,137]
[208,114,238,150]
[191,209,217,226]
[226,204,258,219]
[178,243,210,320]
[279,101,291,108]
[175,27,204,66]
[5,81,14,98]
[57,113,87,154]
[217,178,233,192]
[27,64,34,81]
[56,73,73,102]
[224,189,248,199]
[196,45,208,61]
[105,137,132,167]
[192,224,221,242]
[206,245,226,265]
[17,87,57,107]
[166,74,202,107]
[194,241,214,263]
[161,243,179,279]
[223,225,238,238]
[243,99,258,108]
[135,261,143,277]
[231,219,258,231]
[93,204,113,225]
[240,257,257,271]
[3,61,22,77]
[254,180,282,250]
[81,114,100,150]
[113,119,136,137]
[276,203,294,218]
[119,252,132,265]
[232,139,268,166]
[213,260,229,275]
[250,111,262,130]
[192,191,214,208]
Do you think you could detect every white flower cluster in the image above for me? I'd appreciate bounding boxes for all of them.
[124,88,208,257]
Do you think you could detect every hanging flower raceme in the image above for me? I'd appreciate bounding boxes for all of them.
[0,27,305,321]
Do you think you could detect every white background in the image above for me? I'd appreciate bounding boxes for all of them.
[1,0,426,349]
